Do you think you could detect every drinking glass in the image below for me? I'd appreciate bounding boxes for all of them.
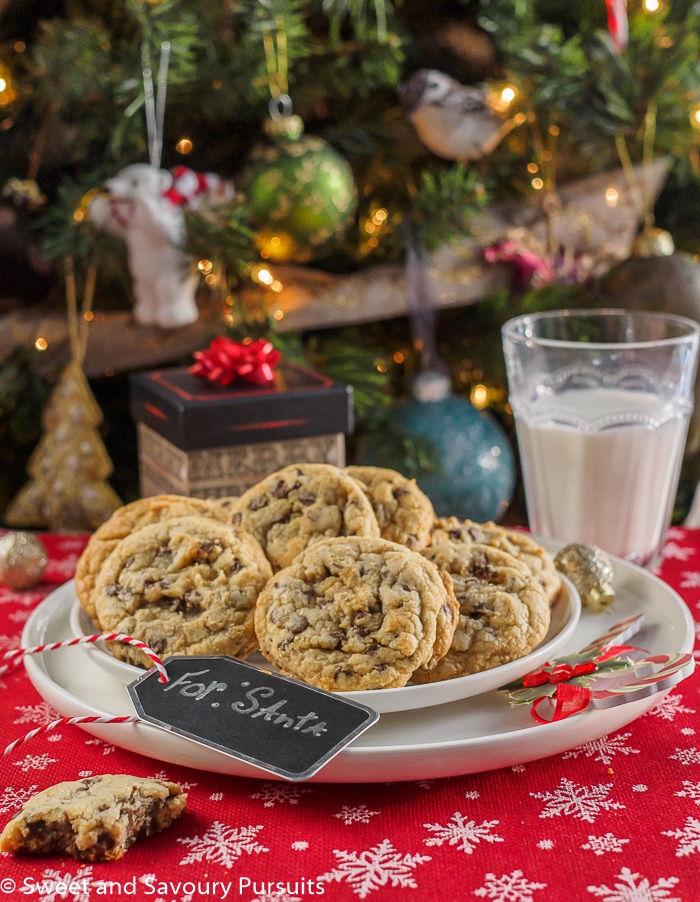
[502,309,700,566]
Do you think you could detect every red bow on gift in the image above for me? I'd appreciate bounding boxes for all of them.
[189,337,281,387]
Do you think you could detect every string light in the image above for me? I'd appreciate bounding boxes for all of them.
[256,230,295,262]
[690,104,700,130]
[489,83,518,113]
[605,187,619,207]
[175,137,193,155]
[34,337,48,351]
[0,64,17,106]
[252,264,274,286]
[470,384,489,409]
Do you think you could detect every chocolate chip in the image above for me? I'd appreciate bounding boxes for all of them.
[248,495,269,511]
[289,614,309,634]
[271,480,293,499]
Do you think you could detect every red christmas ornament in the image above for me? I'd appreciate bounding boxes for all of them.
[189,337,281,387]
[606,0,628,54]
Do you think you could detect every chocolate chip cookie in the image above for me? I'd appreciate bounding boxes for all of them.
[412,543,551,682]
[429,517,562,604]
[93,515,272,668]
[254,535,459,691]
[230,464,380,571]
[344,465,435,550]
[76,494,231,625]
[0,775,187,861]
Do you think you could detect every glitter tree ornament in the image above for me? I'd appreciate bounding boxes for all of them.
[241,10,357,263]
[0,532,48,589]
[5,261,122,531]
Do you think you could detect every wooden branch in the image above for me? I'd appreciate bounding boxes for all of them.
[0,162,668,378]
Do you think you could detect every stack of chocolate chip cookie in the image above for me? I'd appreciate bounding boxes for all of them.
[75,463,559,692]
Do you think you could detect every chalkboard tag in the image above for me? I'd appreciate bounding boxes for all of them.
[128,656,380,781]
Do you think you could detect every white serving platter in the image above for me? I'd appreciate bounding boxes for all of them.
[22,543,694,783]
[67,576,580,715]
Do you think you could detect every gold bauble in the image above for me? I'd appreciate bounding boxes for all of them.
[0,531,48,589]
[554,543,615,612]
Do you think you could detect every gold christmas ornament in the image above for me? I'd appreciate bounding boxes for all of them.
[0,531,48,589]
[554,543,616,612]
[5,260,122,532]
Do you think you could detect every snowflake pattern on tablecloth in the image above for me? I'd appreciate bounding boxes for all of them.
[177,821,269,867]
[561,732,639,766]
[148,771,197,791]
[536,839,554,849]
[32,866,94,902]
[0,589,40,607]
[676,781,700,804]
[0,783,38,813]
[662,816,700,857]
[586,866,680,901]
[291,841,309,850]
[670,747,700,766]
[531,778,625,823]
[84,738,115,755]
[137,872,194,902]
[0,634,20,655]
[581,833,630,855]
[250,782,312,808]
[13,701,60,724]
[678,570,700,589]
[473,870,547,901]
[334,805,380,825]
[423,813,504,854]
[660,541,695,562]
[12,752,57,772]
[318,838,431,898]
[647,693,696,721]
[250,894,302,902]
[48,556,83,580]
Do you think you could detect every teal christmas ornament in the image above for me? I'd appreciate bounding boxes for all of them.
[358,370,515,522]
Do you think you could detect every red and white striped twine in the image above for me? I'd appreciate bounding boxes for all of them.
[1,634,169,682]
[3,715,141,757]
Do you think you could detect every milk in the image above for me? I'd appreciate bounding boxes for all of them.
[514,388,690,565]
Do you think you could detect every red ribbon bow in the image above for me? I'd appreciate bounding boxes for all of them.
[189,337,281,387]
[523,660,597,688]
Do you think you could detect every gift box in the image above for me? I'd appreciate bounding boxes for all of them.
[130,362,353,499]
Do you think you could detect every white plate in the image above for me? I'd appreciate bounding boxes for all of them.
[67,577,581,714]
[22,544,695,783]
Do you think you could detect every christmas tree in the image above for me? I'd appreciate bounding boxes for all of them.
[1,0,699,523]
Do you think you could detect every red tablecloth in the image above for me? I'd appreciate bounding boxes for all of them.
[1,530,699,902]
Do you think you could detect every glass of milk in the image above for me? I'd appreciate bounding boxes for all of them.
[502,309,700,567]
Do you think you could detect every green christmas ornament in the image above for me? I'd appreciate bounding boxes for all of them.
[244,122,357,264]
